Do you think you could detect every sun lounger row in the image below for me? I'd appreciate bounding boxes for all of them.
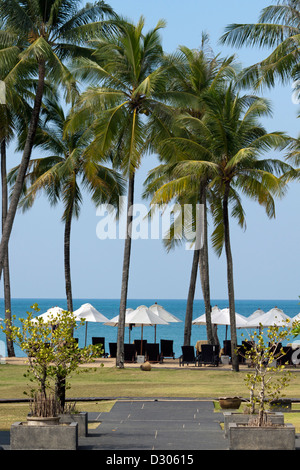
[179,345,220,367]
[87,338,175,363]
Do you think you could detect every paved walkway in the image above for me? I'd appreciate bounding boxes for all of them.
[81,399,228,451]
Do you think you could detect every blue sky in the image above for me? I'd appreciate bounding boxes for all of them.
[6,0,300,301]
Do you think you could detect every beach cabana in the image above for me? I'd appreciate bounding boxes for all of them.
[246,306,291,328]
[73,303,110,346]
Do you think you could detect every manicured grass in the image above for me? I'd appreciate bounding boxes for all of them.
[2,364,300,399]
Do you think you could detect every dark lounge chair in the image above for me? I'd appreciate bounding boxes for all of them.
[92,337,108,357]
[179,346,199,366]
[109,342,117,358]
[134,339,147,356]
[160,339,175,360]
[145,343,161,363]
[223,340,232,357]
[124,343,136,362]
[198,344,219,367]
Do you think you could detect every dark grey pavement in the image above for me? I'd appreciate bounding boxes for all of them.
[78,399,229,451]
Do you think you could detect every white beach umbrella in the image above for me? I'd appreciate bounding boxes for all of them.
[193,307,248,341]
[246,306,291,328]
[126,305,169,354]
[73,303,110,346]
[247,309,265,322]
[32,306,65,323]
[149,303,181,323]
[104,308,134,327]
[292,312,300,323]
[212,308,249,329]
[104,308,138,343]
[149,302,181,342]
[192,305,222,325]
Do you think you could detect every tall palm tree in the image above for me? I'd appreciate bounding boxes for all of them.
[149,85,291,371]
[0,44,38,356]
[220,0,300,89]
[9,97,125,312]
[0,0,116,279]
[144,41,237,346]
[68,17,169,367]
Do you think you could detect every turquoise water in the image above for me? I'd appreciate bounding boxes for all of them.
[0,298,299,358]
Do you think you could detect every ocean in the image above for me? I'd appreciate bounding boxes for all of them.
[0,298,299,358]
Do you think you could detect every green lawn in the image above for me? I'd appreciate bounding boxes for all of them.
[1,364,300,432]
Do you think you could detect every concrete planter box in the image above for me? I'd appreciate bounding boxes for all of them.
[59,411,88,437]
[228,422,295,450]
[223,411,284,438]
[10,421,78,450]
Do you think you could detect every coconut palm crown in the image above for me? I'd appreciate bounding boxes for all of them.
[220,0,300,89]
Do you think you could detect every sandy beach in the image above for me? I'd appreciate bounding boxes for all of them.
[2,355,251,370]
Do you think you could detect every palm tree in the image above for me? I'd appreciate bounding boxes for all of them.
[0,45,37,356]
[0,0,116,279]
[149,85,291,371]
[143,40,237,346]
[9,97,125,313]
[68,17,169,367]
[220,0,300,89]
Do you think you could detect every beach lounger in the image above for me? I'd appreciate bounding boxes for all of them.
[124,343,136,362]
[92,337,108,357]
[160,339,175,360]
[109,342,117,358]
[179,346,199,366]
[145,343,161,363]
[198,344,219,366]
[134,339,147,356]
[223,340,231,357]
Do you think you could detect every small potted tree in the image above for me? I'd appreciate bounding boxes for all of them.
[227,321,297,450]
[1,304,103,449]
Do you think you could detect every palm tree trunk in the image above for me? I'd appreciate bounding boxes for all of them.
[184,248,199,346]
[64,203,73,313]
[198,183,214,344]
[1,138,15,357]
[116,173,135,368]
[0,60,46,277]
[223,184,239,372]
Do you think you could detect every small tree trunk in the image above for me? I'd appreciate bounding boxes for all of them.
[198,183,214,344]
[184,248,199,346]
[0,60,45,277]
[1,138,15,357]
[55,374,66,412]
[116,172,135,368]
[223,184,239,372]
